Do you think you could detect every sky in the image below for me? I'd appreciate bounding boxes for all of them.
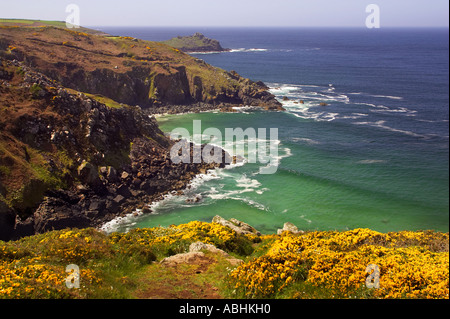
[1,0,449,28]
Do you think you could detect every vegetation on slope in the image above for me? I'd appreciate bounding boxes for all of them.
[0,222,448,299]
[0,23,281,109]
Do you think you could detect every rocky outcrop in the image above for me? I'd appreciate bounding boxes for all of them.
[161,241,242,267]
[0,58,233,240]
[277,222,304,235]
[162,33,230,53]
[11,138,232,238]
[212,215,261,237]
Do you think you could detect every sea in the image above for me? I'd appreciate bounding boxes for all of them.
[96,27,449,234]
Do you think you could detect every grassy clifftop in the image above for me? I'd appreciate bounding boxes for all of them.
[0,22,282,109]
[0,220,448,299]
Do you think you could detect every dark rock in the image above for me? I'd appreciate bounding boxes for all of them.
[89,199,106,212]
[0,201,16,241]
[113,194,125,204]
[11,217,34,239]
[77,161,101,187]
[107,166,118,182]
[106,199,119,213]
[86,210,99,218]
[130,189,143,197]
[33,198,90,234]
[131,178,142,188]
[116,184,131,198]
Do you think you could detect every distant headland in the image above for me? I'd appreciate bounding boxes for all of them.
[162,32,231,53]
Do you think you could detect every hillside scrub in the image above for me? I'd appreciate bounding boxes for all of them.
[0,222,448,299]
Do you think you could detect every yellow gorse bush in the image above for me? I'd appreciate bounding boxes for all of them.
[0,228,106,299]
[228,229,449,299]
[108,221,245,254]
[1,224,448,299]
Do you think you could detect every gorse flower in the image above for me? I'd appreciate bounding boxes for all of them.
[228,229,449,299]
[0,225,447,299]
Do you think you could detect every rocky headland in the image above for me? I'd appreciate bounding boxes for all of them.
[162,32,230,53]
[0,23,282,240]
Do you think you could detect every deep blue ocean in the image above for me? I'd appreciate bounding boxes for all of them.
[96,27,449,233]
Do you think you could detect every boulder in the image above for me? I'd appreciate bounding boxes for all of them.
[277,222,304,235]
[113,194,125,204]
[160,251,207,267]
[116,184,132,198]
[121,171,130,180]
[77,161,101,187]
[106,199,119,213]
[212,215,261,236]
[106,166,118,182]
[189,241,242,266]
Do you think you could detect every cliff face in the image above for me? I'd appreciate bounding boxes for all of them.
[0,58,227,240]
[0,24,283,240]
[0,26,282,110]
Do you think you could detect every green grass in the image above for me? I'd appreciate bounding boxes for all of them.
[0,19,66,27]
[0,19,34,25]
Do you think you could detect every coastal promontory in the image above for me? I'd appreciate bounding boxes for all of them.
[162,32,230,53]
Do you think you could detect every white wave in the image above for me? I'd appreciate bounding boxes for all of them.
[300,215,312,224]
[357,159,387,164]
[229,48,268,53]
[256,187,269,195]
[291,137,321,145]
[235,175,262,189]
[238,198,268,211]
[347,92,403,100]
[354,120,426,138]
[100,209,144,234]
[369,94,404,100]
[188,51,221,55]
[370,106,417,116]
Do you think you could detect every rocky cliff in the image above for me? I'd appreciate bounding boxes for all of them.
[0,23,283,241]
[0,58,228,240]
[0,26,282,110]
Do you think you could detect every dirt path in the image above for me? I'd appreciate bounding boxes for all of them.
[133,252,228,299]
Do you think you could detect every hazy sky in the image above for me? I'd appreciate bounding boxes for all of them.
[1,0,449,27]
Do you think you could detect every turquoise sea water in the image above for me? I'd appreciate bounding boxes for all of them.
[99,27,449,233]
